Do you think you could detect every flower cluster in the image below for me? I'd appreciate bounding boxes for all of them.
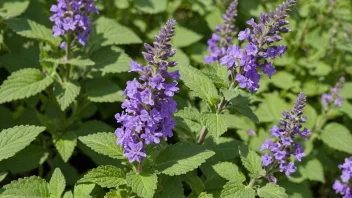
[260,92,311,182]
[204,0,238,64]
[333,157,352,198]
[50,0,98,46]
[322,77,345,108]
[115,20,179,163]
[220,0,296,92]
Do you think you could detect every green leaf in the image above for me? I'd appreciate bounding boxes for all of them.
[114,0,129,9]
[239,146,265,177]
[76,120,114,137]
[270,71,299,90]
[0,176,50,197]
[229,95,259,122]
[42,58,95,67]
[54,81,81,111]
[321,123,352,154]
[90,46,131,75]
[88,17,142,50]
[53,131,77,162]
[0,125,45,161]
[204,137,244,160]
[79,132,124,159]
[126,172,158,198]
[86,78,124,103]
[155,176,184,198]
[341,82,352,99]
[341,100,352,120]
[0,68,54,104]
[49,168,66,198]
[78,165,126,188]
[199,192,213,198]
[5,18,61,46]
[212,162,245,182]
[134,0,167,14]
[184,175,205,195]
[104,190,128,198]
[0,0,30,19]
[201,113,231,139]
[172,25,203,48]
[220,180,255,198]
[302,159,325,182]
[155,143,215,176]
[257,183,288,198]
[62,191,73,198]
[0,172,8,182]
[0,145,48,174]
[174,107,202,133]
[180,65,219,103]
[73,184,95,198]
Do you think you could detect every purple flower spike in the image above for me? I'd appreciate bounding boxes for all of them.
[205,0,238,64]
[333,157,352,198]
[50,0,98,46]
[260,92,310,182]
[322,77,345,109]
[115,20,179,163]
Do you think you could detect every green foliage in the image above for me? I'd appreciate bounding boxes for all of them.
[78,165,126,188]
[321,123,352,154]
[0,68,53,104]
[0,176,50,197]
[200,113,232,139]
[54,81,81,111]
[53,131,77,162]
[86,78,124,103]
[229,95,259,122]
[212,162,245,182]
[126,172,158,198]
[155,176,184,198]
[49,168,66,198]
[0,0,30,19]
[79,132,124,159]
[239,146,265,178]
[0,125,45,161]
[220,180,255,198]
[155,143,215,175]
[257,183,288,198]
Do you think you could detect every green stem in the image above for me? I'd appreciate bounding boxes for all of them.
[247,177,256,188]
[65,33,72,81]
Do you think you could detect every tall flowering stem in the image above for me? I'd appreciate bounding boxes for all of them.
[115,20,179,166]
[259,92,311,183]
[198,0,296,144]
[205,0,238,64]
[333,157,352,198]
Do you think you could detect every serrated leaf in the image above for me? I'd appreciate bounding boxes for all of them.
[54,131,77,162]
[302,159,325,182]
[0,68,54,104]
[0,145,48,174]
[204,137,244,160]
[62,191,73,198]
[155,143,215,176]
[221,180,255,198]
[0,0,30,19]
[90,46,131,75]
[0,176,50,197]
[201,113,230,139]
[134,0,167,14]
[257,183,288,198]
[212,162,245,182]
[172,25,203,48]
[126,172,157,198]
[73,184,95,198]
[239,146,265,177]
[155,176,184,198]
[185,175,204,195]
[229,95,258,122]
[0,125,45,161]
[180,65,219,103]
[0,172,7,182]
[42,57,94,67]
[54,81,80,111]
[5,18,60,46]
[88,17,141,50]
[50,168,66,198]
[86,78,124,103]
[79,132,124,159]
[321,123,352,154]
[78,165,126,188]
[174,107,202,132]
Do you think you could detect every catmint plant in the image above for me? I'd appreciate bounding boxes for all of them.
[114,19,179,164]
[205,0,238,64]
[50,0,98,47]
[260,92,311,183]
[333,157,352,198]
[322,77,344,109]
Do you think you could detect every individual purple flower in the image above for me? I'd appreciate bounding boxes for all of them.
[260,92,310,181]
[219,0,296,92]
[247,129,256,136]
[205,0,238,64]
[322,77,344,109]
[115,20,179,163]
[262,153,273,167]
[49,0,98,46]
[333,157,352,198]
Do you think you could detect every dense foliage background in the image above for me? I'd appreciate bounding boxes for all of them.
[0,0,352,197]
